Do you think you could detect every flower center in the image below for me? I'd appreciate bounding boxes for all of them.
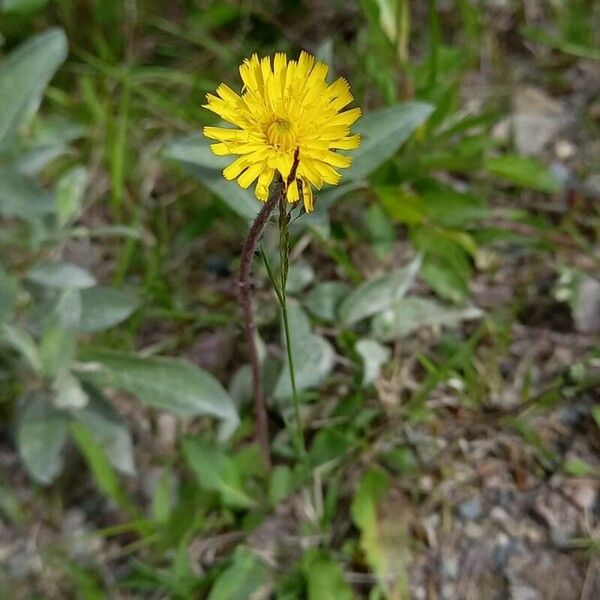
[266,117,297,151]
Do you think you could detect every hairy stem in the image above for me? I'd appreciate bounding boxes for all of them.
[238,181,281,466]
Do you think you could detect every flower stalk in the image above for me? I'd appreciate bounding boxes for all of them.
[239,150,308,465]
[277,195,306,456]
[238,180,281,466]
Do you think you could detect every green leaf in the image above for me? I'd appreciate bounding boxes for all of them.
[77,348,239,440]
[0,263,18,324]
[366,203,395,258]
[339,255,421,326]
[412,228,472,303]
[421,254,469,303]
[151,469,174,523]
[375,186,426,226]
[182,438,256,509]
[0,167,55,221]
[0,323,43,374]
[372,297,483,341]
[0,482,25,526]
[484,155,560,193]
[70,224,145,240]
[70,421,131,510]
[12,116,85,175]
[79,286,139,333]
[379,179,488,228]
[273,304,335,401]
[309,426,353,468]
[163,133,230,169]
[564,458,593,477]
[39,288,81,377]
[0,28,68,150]
[592,405,600,429]
[208,547,269,600]
[301,181,366,238]
[14,143,69,176]
[304,281,351,323]
[520,25,600,61]
[27,261,96,289]
[72,387,135,476]
[16,391,69,484]
[351,468,410,597]
[419,187,488,228]
[1,0,52,14]
[351,469,390,532]
[163,135,258,220]
[302,550,354,600]
[52,369,89,409]
[346,102,434,180]
[268,465,294,506]
[286,261,315,294]
[356,338,390,385]
[56,166,87,227]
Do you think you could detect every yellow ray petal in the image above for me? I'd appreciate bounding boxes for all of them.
[216,83,242,106]
[329,134,361,150]
[237,161,265,189]
[328,107,362,127]
[301,178,314,212]
[313,160,341,185]
[210,143,230,156]
[203,126,246,142]
[298,159,324,188]
[255,167,275,200]
[223,156,249,180]
[315,149,352,169]
[287,179,299,202]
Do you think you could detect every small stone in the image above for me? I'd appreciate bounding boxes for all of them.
[442,554,459,579]
[554,140,576,160]
[458,497,482,520]
[550,527,571,549]
[465,522,483,538]
[586,174,600,195]
[550,161,571,186]
[157,413,177,451]
[413,587,427,600]
[490,506,509,524]
[493,118,511,143]
[510,583,540,600]
[513,87,568,156]
[574,276,600,334]
[493,535,515,569]
[421,513,439,548]
[419,475,434,493]
[564,479,597,511]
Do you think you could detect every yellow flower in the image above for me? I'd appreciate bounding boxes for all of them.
[203,52,361,212]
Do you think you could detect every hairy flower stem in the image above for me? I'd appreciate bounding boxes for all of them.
[239,182,281,467]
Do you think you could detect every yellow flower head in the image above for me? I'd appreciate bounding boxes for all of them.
[203,52,361,212]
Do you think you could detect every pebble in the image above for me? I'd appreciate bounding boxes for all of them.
[510,584,540,600]
[554,140,576,160]
[574,276,600,334]
[493,536,515,569]
[442,554,459,579]
[441,583,456,599]
[458,497,482,520]
[513,86,567,156]
[465,522,483,538]
[419,475,434,493]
